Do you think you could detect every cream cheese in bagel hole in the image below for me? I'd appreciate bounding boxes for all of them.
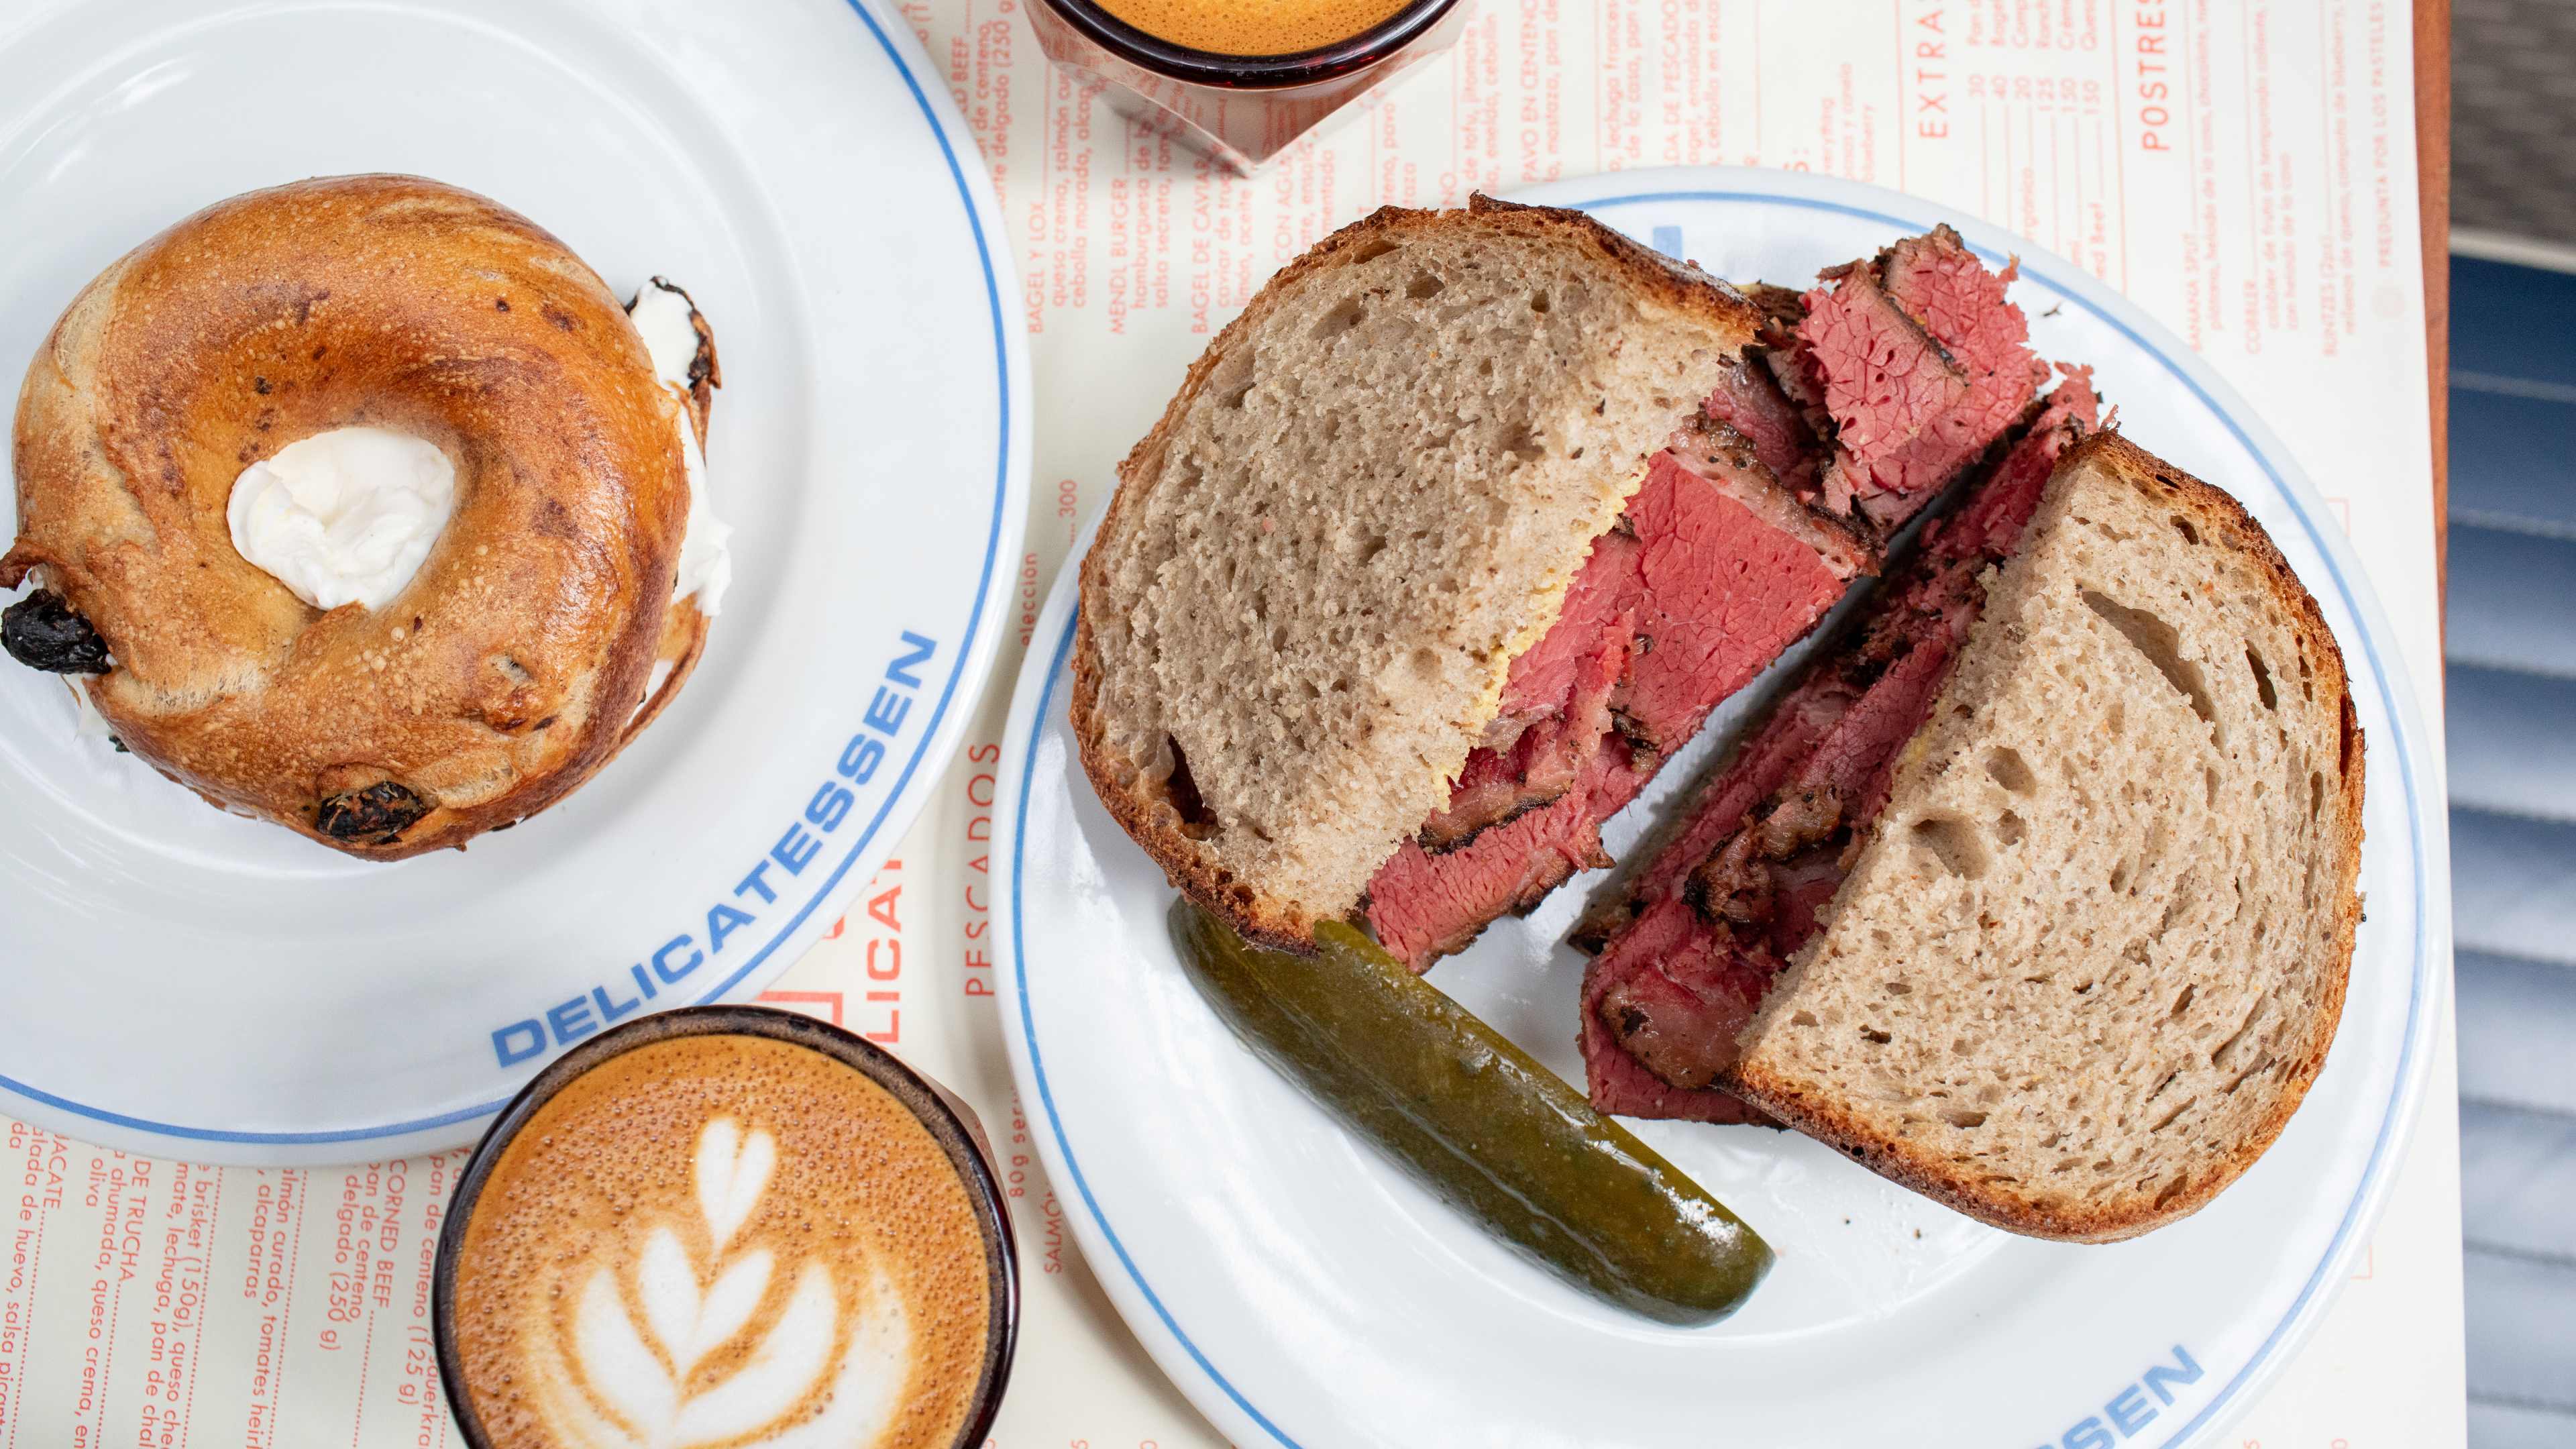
[225,427,458,612]
[215,283,733,622]
[630,278,734,616]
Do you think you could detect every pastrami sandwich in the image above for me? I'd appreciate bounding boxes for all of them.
[1077,198,2075,969]
[1575,429,2364,1240]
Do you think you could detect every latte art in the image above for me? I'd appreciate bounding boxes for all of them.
[529,1118,911,1448]
[448,1036,996,1449]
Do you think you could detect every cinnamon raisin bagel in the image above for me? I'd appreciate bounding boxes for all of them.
[0,174,728,858]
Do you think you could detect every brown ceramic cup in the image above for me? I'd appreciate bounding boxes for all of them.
[431,1006,1018,1449]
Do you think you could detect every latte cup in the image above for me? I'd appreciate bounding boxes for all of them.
[432,1006,1018,1449]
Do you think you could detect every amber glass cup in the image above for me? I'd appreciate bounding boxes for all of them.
[1025,0,1466,172]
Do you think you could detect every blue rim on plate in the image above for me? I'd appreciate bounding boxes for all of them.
[0,0,1020,1148]
[1002,173,2444,1447]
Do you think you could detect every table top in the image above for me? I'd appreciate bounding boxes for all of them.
[0,3,2465,1446]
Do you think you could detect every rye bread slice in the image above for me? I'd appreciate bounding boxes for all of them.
[1725,433,2365,1240]
[1073,197,1764,950]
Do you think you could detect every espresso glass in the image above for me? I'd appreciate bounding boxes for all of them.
[1026,0,1466,172]
[431,1005,1019,1449]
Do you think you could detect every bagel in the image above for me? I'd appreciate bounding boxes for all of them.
[0,174,729,858]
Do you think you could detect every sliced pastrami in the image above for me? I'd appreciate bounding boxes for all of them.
[1699,351,1823,500]
[1618,451,1859,747]
[1575,380,2098,1120]
[1796,268,1971,465]
[1417,606,1632,851]
[1784,226,2049,539]
[1370,737,1642,966]
[1365,451,1854,970]
[1365,230,2059,976]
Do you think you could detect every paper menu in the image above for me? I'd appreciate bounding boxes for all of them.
[0,0,2460,1444]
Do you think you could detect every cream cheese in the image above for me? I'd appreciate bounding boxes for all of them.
[226,427,457,611]
[631,281,733,616]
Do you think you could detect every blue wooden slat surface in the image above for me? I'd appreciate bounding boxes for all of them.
[2453,258,2576,389]
[2446,665,2576,822]
[2449,249,2576,1447]
[2467,1401,2576,1449]
[2459,1099,2576,1263]
[2449,386,2576,539]
[2449,808,2576,963]
[2445,525,2576,678]
[2464,1249,2576,1416]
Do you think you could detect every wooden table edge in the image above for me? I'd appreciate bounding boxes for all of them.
[2418,0,2450,612]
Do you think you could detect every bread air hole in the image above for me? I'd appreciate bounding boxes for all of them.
[1311,297,1365,341]
[1993,809,2027,848]
[1157,734,1221,841]
[1984,746,2037,794]
[2081,589,2220,742]
[1529,290,1552,314]
[2210,1001,2263,1067]
[1208,350,1255,409]
[1404,271,1445,301]
[2170,515,2200,544]
[2246,644,2278,710]
[1348,237,1401,263]
[1909,813,1988,879]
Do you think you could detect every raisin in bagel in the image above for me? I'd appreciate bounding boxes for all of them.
[0,174,724,858]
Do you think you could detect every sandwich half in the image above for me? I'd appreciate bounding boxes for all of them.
[1576,430,2364,1240]
[1078,199,2065,967]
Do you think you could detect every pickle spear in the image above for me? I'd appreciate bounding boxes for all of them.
[1170,900,1772,1325]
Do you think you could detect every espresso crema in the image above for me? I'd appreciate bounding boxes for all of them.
[448,1035,994,1449]
[1089,0,1415,56]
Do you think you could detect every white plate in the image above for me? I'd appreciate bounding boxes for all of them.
[996,169,2447,1447]
[0,0,1028,1164]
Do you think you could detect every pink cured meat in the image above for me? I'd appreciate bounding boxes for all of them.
[1368,741,1644,969]
[1794,227,2051,533]
[1700,354,1823,497]
[1364,231,2069,976]
[1493,532,1642,723]
[1619,451,1853,750]
[1578,898,1777,1124]
[1797,270,1971,464]
[1576,382,2098,1118]
[1584,633,1966,1097]
[1365,453,1849,969]
[1417,608,1632,853]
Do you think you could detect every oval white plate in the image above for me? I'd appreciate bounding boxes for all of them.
[0,0,1028,1164]
[996,169,2445,1447]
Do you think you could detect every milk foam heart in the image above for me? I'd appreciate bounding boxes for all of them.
[448,1035,994,1449]
[521,1117,912,1447]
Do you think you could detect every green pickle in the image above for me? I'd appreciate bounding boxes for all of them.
[1170,900,1773,1325]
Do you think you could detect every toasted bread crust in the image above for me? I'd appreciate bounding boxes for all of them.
[1725,431,2365,1241]
[1071,196,1765,950]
